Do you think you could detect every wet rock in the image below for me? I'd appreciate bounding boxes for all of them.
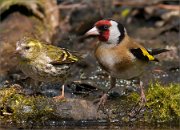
[0,85,106,128]
[54,98,105,120]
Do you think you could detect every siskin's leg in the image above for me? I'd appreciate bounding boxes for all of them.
[53,84,65,100]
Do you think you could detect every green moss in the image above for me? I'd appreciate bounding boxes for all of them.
[0,85,60,128]
[145,83,180,123]
[129,83,180,123]
[1,83,179,127]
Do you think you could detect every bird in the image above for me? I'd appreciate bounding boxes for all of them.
[15,37,80,99]
[85,19,169,106]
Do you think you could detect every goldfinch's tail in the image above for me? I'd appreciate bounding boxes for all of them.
[130,48,169,62]
[147,48,170,56]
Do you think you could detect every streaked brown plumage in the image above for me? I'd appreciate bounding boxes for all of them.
[16,37,80,99]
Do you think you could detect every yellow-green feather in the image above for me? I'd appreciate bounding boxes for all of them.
[43,44,79,64]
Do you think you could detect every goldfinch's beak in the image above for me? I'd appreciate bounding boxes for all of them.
[85,27,99,36]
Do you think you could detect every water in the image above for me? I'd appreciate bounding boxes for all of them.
[0,127,179,130]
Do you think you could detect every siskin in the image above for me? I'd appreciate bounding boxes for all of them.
[15,37,80,99]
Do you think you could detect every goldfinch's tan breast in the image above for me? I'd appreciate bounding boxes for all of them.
[94,40,147,79]
[95,43,136,72]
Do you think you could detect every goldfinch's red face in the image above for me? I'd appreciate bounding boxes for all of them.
[86,19,126,44]
[95,20,111,42]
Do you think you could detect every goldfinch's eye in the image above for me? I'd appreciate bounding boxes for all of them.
[104,25,108,30]
[98,25,109,31]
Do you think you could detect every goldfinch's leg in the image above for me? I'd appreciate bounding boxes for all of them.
[139,81,146,103]
[129,81,146,117]
[53,84,65,100]
[96,77,116,108]
[109,77,116,91]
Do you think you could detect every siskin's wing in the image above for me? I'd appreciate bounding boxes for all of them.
[45,45,79,65]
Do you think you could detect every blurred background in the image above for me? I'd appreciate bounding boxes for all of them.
[0,0,179,84]
[0,0,179,81]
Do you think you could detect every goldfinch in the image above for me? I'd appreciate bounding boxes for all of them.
[16,37,80,99]
[85,19,169,105]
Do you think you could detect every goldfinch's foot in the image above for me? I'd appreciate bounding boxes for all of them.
[94,93,108,110]
[99,93,108,105]
[140,92,146,104]
[139,81,146,104]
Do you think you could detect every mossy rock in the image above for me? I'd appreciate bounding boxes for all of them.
[129,83,180,123]
[0,85,104,128]
[145,83,180,123]
[0,85,56,128]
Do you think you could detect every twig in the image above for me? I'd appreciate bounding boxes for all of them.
[113,1,152,7]
[47,3,87,13]
[58,3,87,10]
[156,4,180,10]
[114,1,180,10]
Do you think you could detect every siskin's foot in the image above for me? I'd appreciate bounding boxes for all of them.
[53,95,65,100]
[53,84,65,101]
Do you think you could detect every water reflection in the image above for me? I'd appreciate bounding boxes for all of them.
[0,126,179,130]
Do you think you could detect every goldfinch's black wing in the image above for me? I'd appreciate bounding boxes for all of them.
[130,48,159,62]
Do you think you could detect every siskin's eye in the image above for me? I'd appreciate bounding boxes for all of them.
[24,46,30,50]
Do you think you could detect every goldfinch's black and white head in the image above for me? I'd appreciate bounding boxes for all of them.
[86,19,126,44]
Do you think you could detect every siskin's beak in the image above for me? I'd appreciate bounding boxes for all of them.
[16,46,21,52]
[13,46,21,56]
[85,27,99,36]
